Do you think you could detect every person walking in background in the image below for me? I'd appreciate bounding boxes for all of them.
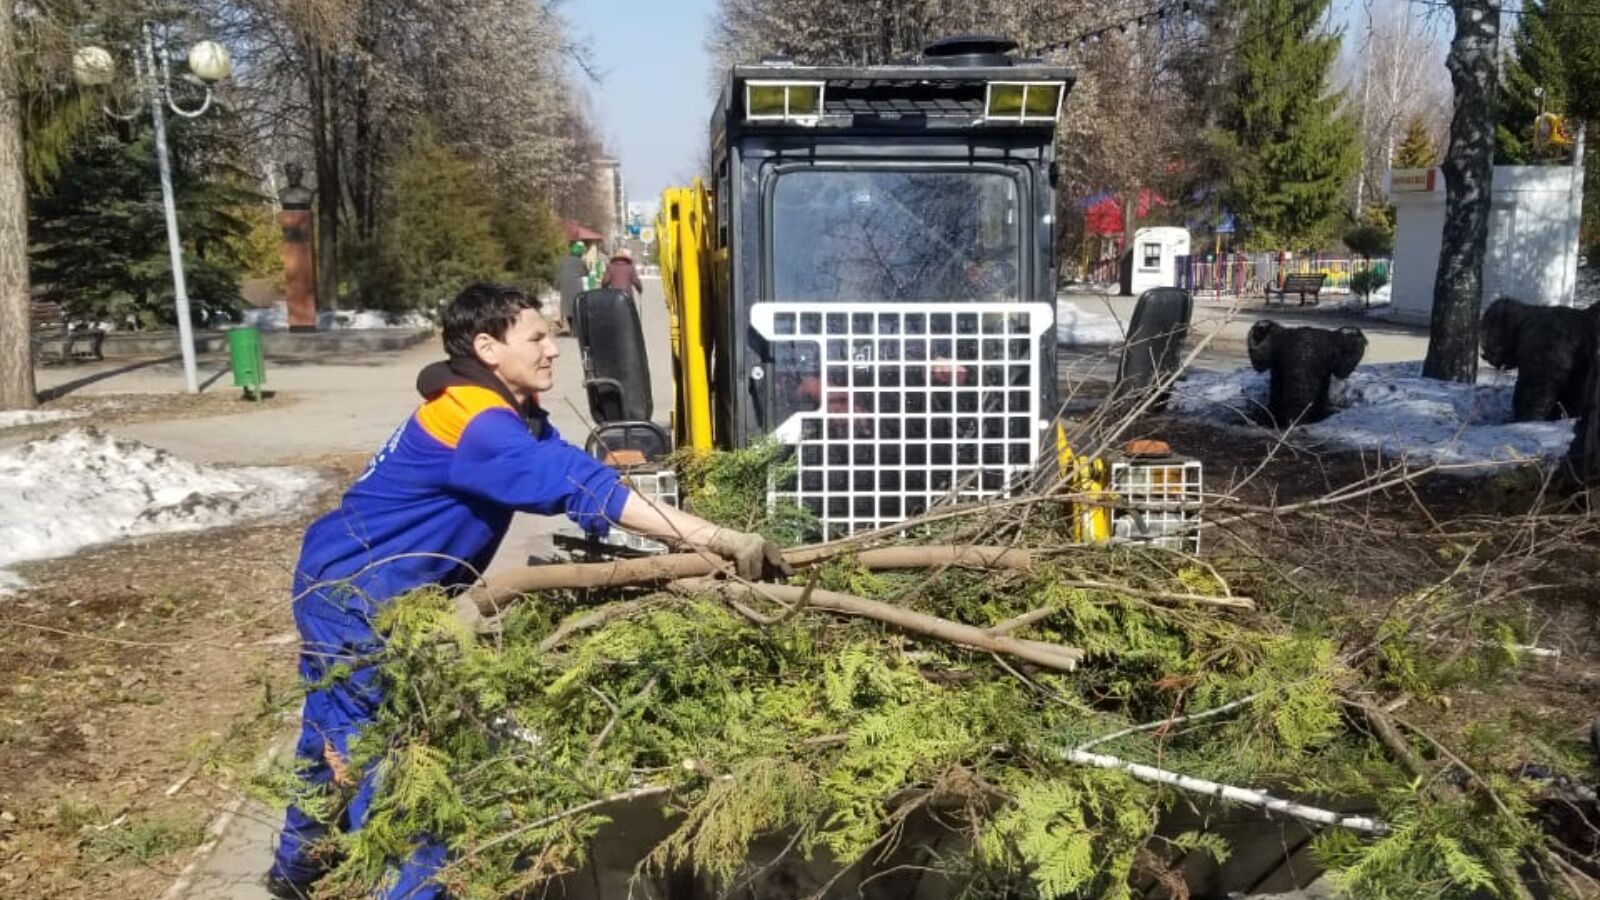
[556,241,587,335]
[601,246,644,297]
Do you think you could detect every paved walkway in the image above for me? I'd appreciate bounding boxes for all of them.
[1059,284,1430,364]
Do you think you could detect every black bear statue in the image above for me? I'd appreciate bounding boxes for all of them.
[1480,296,1599,422]
[1247,320,1368,427]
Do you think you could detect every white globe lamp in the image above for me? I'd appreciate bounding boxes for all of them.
[187,41,231,83]
[72,46,116,88]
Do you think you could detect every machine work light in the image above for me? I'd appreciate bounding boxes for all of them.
[984,81,1065,123]
[744,80,825,123]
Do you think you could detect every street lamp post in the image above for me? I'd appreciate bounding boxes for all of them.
[73,27,231,395]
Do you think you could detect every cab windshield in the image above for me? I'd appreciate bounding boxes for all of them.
[769,169,1021,302]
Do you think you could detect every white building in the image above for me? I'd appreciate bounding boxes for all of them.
[1124,226,1191,295]
[1387,160,1586,325]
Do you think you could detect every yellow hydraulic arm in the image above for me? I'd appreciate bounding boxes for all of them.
[657,179,715,452]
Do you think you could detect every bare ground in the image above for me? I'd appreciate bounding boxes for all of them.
[0,391,298,445]
[0,453,362,899]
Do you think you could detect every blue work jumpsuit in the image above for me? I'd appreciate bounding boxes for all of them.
[270,361,630,898]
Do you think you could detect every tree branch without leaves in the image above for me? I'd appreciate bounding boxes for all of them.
[669,578,1083,672]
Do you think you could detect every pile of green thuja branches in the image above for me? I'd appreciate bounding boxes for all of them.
[267,446,1587,899]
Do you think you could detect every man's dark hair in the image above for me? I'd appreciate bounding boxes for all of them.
[442,283,541,359]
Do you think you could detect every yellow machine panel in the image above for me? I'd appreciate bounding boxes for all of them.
[657,180,715,452]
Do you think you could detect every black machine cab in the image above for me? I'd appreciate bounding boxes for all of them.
[651,36,1074,538]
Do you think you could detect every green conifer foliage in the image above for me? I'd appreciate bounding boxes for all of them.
[1213,0,1359,250]
[1498,0,1562,164]
[382,126,510,307]
[1395,117,1437,170]
[492,196,563,291]
[28,111,258,329]
[254,448,1569,899]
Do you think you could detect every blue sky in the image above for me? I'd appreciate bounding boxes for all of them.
[575,0,720,215]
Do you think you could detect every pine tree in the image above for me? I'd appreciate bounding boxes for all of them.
[1496,0,1563,164]
[492,197,562,291]
[28,110,258,329]
[1213,0,1359,250]
[1395,117,1437,169]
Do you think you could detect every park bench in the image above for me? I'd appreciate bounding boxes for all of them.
[30,299,107,362]
[1265,272,1327,307]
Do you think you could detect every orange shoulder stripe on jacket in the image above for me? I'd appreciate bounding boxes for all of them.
[415,385,513,449]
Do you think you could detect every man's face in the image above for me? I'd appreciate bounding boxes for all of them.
[476,308,560,398]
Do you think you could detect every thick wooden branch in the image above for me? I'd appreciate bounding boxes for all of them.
[470,545,1035,615]
[669,578,1082,672]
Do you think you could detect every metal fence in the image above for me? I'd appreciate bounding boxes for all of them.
[1076,252,1392,298]
[1172,254,1392,297]
[1084,257,1121,286]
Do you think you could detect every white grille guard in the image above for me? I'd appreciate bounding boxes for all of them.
[752,301,1054,538]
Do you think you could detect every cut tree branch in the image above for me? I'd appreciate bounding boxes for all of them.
[470,545,1035,614]
[670,578,1083,672]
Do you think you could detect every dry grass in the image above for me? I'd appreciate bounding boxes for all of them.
[0,452,363,898]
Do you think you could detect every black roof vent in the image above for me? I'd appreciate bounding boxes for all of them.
[922,35,1017,67]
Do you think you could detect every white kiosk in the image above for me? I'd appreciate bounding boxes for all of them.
[1122,226,1191,295]
[1387,160,1585,325]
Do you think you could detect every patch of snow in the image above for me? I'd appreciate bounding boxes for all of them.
[1057,298,1126,347]
[318,309,433,330]
[240,304,289,331]
[1327,283,1391,312]
[0,428,321,592]
[0,409,89,430]
[1171,361,1573,468]
[235,305,432,331]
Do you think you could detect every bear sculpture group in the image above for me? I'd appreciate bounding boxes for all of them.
[1243,297,1599,431]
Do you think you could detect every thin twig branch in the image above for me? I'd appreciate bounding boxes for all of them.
[1063,748,1388,834]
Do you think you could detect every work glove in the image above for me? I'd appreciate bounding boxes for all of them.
[705,528,792,581]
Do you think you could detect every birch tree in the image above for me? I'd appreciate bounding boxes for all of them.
[1422,0,1500,383]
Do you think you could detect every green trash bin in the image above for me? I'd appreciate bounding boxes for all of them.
[227,326,265,400]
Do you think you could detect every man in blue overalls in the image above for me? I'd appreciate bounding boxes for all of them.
[267,283,786,898]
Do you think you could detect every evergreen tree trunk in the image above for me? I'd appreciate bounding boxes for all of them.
[309,44,340,312]
[1423,0,1500,383]
[0,0,35,410]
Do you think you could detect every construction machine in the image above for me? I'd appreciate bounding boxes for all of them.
[578,35,1199,551]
